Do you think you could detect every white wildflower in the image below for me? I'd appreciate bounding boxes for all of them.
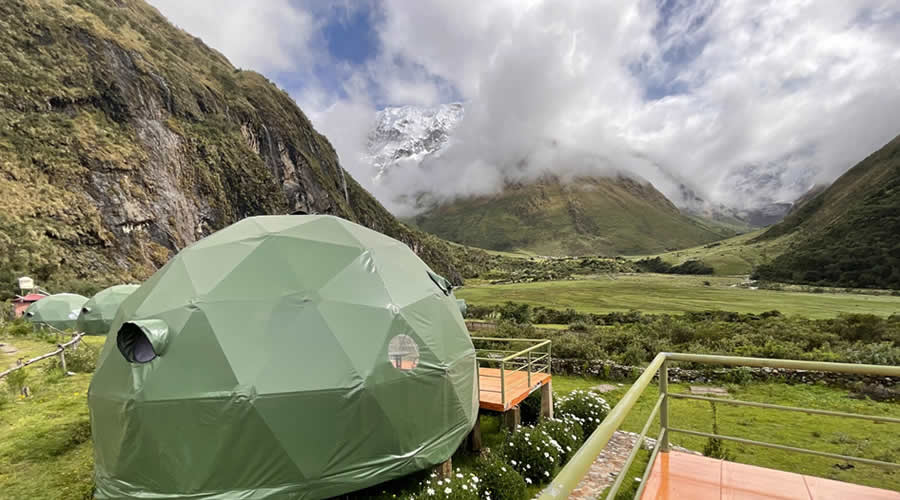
[426,488,435,496]
[444,487,452,494]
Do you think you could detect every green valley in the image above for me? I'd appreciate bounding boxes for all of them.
[456,274,900,318]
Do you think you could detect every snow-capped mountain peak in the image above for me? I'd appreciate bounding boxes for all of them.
[366,102,464,179]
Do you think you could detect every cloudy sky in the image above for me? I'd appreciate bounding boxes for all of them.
[149,0,900,213]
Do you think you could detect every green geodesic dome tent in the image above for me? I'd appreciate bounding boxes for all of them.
[77,285,140,335]
[24,293,88,331]
[88,215,477,499]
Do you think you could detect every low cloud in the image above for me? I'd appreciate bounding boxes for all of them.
[148,0,900,213]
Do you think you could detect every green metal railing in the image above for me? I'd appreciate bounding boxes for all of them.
[539,353,900,499]
[472,337,552,408]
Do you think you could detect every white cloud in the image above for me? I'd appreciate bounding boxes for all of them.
[348,0,900,211]
[147,0,900,213]
[147,0,317,73]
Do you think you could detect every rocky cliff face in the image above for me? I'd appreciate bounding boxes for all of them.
[0,0,462,295]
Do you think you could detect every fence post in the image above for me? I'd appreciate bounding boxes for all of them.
[500,360,506,410]
[527,349,532,387]
[659,357,669,452]
[58,346,67,374]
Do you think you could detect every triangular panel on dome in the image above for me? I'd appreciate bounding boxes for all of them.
[134,310,241,401]
[227,299,364,393]
[317,252,393,308]
[401,294,472,361]
[178,240,260,295]
[202,235,363,301]
[278,215,372,248]
[252,388,393,487]
[131,258,199,319]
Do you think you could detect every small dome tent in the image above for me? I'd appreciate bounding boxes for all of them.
[88,215,477,499]
[24,293,88,331]
[77,284,140,335]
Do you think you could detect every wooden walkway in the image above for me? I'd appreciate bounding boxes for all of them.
[478,367,551,412]
[641,451,899,499]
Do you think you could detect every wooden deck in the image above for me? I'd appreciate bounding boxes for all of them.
[478,367,551,412]
[641,451,900,499]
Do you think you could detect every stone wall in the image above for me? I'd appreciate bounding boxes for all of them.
[551,357,897,391]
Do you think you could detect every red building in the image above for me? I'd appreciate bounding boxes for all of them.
[12,293,47,318]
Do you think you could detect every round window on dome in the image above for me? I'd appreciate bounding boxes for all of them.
[388,334,419,371]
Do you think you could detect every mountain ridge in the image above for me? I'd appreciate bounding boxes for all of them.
[411,174,727,256]
[753,134,900,288]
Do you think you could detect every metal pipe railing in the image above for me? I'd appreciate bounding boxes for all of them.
[473,336,552,409]
[603,393,664,499]
[539,353,900,500]
[668,393,900,424]
[668,427,900,469]
[540,353,667,499]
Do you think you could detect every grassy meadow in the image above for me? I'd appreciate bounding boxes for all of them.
[456,273,900,318]
[0,334,104,499]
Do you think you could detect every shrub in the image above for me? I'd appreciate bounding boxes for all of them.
[412,470,482,500]
[537,416,584,463]
[722,367,753,385]
[554,390,610,435]
[499,302,532,324]
[619,343,648,366]
[702,402,734,461]
[473,456,527,500]
[44,341,100,374]
[844,341,900,366]
[502,425,561,485]
[4,367,28,396]
[568,319,594,332]
[4,319,33,337]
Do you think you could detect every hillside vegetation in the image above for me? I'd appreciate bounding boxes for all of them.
[642,230,792,276]
[753,134,900,289]
[0,0,466,296]
[412,175,728,256]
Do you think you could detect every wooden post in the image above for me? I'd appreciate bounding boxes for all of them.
[468,413,483,452]
[540,381,553,420]
[434,457,452,479]
[58,346,67,374]
[503,405,521,431]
